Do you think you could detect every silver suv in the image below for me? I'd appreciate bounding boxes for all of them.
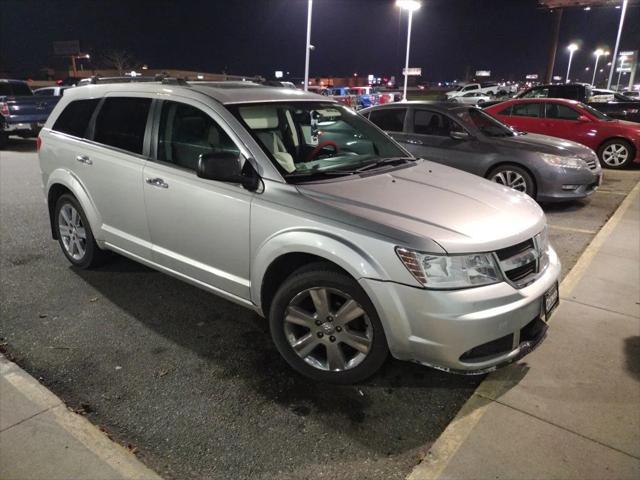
[38,80,561,383]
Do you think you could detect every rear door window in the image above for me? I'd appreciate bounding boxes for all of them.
[52,99,101,138]
[368,108,407,132]
[93,97,151,155]
[511,103,542,118]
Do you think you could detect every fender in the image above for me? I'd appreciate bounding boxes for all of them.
[250,227,390,308]
[46,168,105,246]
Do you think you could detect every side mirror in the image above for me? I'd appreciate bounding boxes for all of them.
[577,115,590,122]
[450,130,471,141]
[196,152,259,190]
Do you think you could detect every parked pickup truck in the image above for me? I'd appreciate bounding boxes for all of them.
[445,82,504,100]
[487,83,640,123]
[0,79,60,147]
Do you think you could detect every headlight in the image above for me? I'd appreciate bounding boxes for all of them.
[535,226,550,272]
[540,153,587,170]
[396,248,502,289]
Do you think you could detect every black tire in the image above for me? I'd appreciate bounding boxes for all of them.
[487,164,536,199]
[54,194,110,269]
[597,139,635,169]
[269,263,388,384]
[0,133,8,149]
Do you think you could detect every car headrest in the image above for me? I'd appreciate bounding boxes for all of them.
[240,106,279,130]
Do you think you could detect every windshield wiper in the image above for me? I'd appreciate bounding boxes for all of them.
[355,157,415,173]
[285,169,357,182]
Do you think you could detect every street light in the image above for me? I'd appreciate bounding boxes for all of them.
[396,0,421,101]
[303,0,313,91]
[616,55,628,90]
[591,49,609,86]
[566,43,579,83]
[607,0,629,89]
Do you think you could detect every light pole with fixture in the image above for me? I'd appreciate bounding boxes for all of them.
[616,55,628,90]
[591,49,609,86]
[607,0,629,89]
[303,0,313,91]
[396,0,421,101]
[566,43,578,83]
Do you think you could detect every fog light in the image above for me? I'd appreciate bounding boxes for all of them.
[562,184,579,191]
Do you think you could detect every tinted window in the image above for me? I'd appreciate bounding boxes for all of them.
[52,99,100,138]
[497,105,513,115]
[511,103,542,118]
[94,97,151,154]
[35,89,52,96]
[549,85,581,100]
[0,82,32,96]
[414,110,459,136]
[521,87,549,99]
[158,101,239,171]
[545,103,580,120]
[368,108,406,132]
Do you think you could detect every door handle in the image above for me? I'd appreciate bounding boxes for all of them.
[406,138,424,145]
[76,154,92,165]
[145,177,169,189]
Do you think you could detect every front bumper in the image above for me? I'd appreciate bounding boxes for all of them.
[360,246,561,373]
[537,166,602,203]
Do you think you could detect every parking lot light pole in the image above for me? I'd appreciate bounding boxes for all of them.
[591,49,606,86]
[566,43,578,83]
[303,0,313,91]
[607,0,628,90]
[396,0,421,101]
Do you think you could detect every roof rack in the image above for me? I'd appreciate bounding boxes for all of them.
[79,75,190,86]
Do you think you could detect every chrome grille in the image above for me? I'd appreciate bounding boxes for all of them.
[495,238,541,288]
[579,153,599,171]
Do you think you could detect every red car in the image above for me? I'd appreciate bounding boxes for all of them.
[485,98,640,169]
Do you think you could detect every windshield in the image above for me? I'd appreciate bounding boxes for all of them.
[577,102,612,121]
[456,108,515,137]
[230,102,409,182]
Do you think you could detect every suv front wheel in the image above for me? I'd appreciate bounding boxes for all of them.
[269,263,388,384]
[54,194,109,269]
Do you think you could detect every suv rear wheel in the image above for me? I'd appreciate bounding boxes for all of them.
[269,263,388,384]
[598,139,634,169]
[54,194,109,268]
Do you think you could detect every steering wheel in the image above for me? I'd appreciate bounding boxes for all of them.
[306,141,339,162]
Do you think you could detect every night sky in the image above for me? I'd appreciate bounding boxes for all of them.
[1,0,638,82]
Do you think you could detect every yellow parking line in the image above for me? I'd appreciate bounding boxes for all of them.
[596,190,630,196]
[406,178,640,480]
[548,224,597,235]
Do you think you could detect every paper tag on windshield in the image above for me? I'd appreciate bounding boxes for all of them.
[310,111,319,146]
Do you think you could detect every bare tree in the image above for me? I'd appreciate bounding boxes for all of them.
[100,50,135,75]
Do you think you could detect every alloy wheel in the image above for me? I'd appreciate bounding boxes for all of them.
[283,287,373,372]
[602,143,629,167]
[58,203,87,261]
[491,170,528,193]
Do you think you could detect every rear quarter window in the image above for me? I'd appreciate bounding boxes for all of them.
[52,99,100,138]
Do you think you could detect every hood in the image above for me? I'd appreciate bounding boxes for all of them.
[298,161,545,254]
[490,132,594,156]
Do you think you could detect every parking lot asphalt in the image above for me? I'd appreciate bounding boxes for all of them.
[1,138,639,480]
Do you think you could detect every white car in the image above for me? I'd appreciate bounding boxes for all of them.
[33,86,72,97]
[452,91,492,105]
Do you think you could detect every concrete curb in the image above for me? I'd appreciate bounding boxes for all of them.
[0,354,163,480]
[406,179,640,480]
